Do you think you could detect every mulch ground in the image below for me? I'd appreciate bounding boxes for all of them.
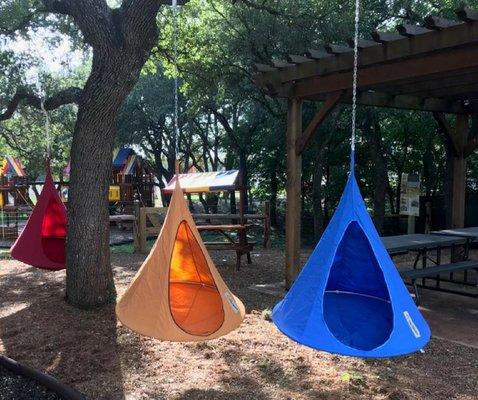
[0,249,477,400]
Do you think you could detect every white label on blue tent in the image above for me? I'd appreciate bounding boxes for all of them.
[225,291,240,314]
[403,311,421,338]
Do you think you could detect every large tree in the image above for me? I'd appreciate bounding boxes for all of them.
[0,0,184,308]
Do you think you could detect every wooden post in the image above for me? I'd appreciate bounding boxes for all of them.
[139,208,147,253]
[285,98,303,289]
[133,199,141,252]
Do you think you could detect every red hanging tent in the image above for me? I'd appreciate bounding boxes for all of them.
[11,166,67,270]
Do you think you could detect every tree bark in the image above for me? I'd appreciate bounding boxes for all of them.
[363,111,388,234]
[66,48,148,307]
[312,138,325,241]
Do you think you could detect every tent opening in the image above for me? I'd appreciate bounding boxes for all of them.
[40,197,67,264]
[169,220,225,336]
[323,221,393,351]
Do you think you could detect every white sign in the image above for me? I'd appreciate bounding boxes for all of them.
[400,173,420,217]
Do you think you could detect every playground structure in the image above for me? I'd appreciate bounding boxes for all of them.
[0,157,31,241]
[133,170,271,270]
[64,148,156,212]
[109,148,155,212]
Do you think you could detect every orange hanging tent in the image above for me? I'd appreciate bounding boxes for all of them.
[116,179,245,341]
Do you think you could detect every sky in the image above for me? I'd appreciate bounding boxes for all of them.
[4,28,84,90]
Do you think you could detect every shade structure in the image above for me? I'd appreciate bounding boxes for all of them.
[163,170,239,194]
[273,171,431,358]
[11,166,67,270]
[116,179,245,341]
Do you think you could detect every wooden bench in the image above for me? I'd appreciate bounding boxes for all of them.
[198,224,254,270]
[400,260,478,304]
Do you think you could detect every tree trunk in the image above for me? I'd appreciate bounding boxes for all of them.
[269,163,278,227]
[364,112,388,234]
[66,48,147,308]
[239,152,249,213]
[312,139,325,241]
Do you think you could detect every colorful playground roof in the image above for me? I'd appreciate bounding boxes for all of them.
[0,156,26,177]
[163,170,240,193]
[64,148,140,176]
[113,148,135,168]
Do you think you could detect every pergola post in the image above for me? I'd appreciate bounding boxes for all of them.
[285,97,303,289]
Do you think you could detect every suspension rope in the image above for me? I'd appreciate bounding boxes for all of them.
[172,0,180,167]
[350,0,360,172]
[40,101,51,160]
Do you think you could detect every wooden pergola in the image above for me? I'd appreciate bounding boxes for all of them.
[253,8,478,288]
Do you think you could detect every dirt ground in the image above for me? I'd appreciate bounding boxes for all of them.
[0,249,477,400]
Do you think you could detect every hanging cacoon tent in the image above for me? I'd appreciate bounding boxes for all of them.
[116,179,245,341]
[272,0,430,358]
[11,164,67,270]
[272,168,431,357]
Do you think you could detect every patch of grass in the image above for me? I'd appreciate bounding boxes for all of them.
[340,371,365,385]
[257,359,271,369]
[261,308,273,321]
[0,249,11,260]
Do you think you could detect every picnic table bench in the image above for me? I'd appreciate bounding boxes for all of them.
[197,224,254,270]
[400,260,478,304]
[383,232,477,300]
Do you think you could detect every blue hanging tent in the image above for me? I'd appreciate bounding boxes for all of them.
[272,168,431,358]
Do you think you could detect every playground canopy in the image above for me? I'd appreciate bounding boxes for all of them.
[163,170,240,194]
[63,148,142,176]
[0,156,26,177]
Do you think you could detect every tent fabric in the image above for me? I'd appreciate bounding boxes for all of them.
[116,178,245,341]
[11,166,67,270]
[163,170,239,194]
[272,171,430,358]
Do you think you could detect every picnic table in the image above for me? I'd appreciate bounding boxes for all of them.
[382,233,468,255]
[382,233,477,301]
[197,224,254,270]
[431,226,478,242]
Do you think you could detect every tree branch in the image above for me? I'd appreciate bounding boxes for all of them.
[0,87,83,122]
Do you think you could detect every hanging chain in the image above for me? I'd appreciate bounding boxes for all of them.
[40,101,51,159]
[351,0,360,156]
[172,0,179,159]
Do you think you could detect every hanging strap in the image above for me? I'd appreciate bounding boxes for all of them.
[172,0,180,171]
[350,0,360,173]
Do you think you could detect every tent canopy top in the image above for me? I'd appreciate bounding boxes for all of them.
[163,170,240,194]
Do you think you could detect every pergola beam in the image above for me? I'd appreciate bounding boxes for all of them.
[293,46,478,99]
[257,16,478,86]
[296,91,344,155]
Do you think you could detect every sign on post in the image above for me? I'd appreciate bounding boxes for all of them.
[400,173,420,234]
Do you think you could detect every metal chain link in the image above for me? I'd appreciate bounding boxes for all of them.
[172,0,179,159]
[40,101,51,159]
[351,0,360,159]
